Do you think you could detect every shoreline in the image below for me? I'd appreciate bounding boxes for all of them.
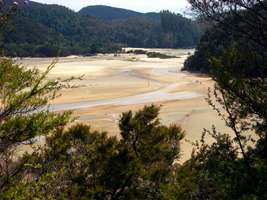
[18,48,228,162]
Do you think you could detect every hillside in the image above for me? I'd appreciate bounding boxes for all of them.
[0,1,203,57]
[79,5,161,21]
[1,1,122,56]
[79,5,142,21]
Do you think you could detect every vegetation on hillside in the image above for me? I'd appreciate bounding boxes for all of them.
[0,1,202,57]
[79,5,161,22]
[79,5,143,21]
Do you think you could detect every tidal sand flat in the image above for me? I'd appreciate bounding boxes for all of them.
[20,49,229,162]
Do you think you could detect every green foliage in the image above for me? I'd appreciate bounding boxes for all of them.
[160,10,202,48]
[174,128,267,200]
[2,105,184,199]
[180,1,267,199]
[0,58,72,192]
[183,24,233,73]
[183,3,267,77]
[0,0,17,28]
[79,5,142,21]
[0,2,202,57]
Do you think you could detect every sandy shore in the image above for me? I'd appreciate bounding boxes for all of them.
[19,49,230,162]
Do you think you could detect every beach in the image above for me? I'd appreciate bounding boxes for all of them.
[19,49,230,162]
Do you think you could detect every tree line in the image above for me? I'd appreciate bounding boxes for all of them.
[0,1,202,57]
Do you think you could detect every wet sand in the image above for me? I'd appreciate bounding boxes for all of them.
[20,49,230,162]
[49,83,200,112]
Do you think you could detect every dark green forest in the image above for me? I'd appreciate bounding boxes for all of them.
[79,5,161,21]
[183,1,267,77]
[79,5,148,21]
[0,1,202,57]
[1,0,267,199]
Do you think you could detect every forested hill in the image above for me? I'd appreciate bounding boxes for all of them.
[79,5,161,21]
[0,1,203,57]
[79,5,143,21]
